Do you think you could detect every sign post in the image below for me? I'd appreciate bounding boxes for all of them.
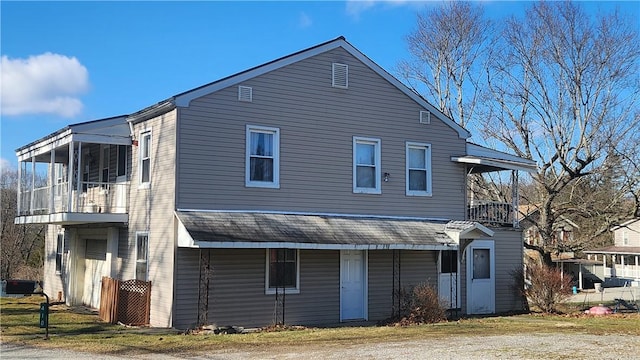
[4,280,50,340]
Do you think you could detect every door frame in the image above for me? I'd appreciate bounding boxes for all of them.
[339,250,368,321]
[465,240,495,314]
[438,249,461,309]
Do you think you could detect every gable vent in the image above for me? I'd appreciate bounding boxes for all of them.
[420,110,431,124]
[238,86,253,102]
[332,63,348,89]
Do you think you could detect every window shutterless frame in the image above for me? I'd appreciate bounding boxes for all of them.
[135,232,149,281]
[265,249,300,295]
[246,125,280,188]
[405,142,432,196]
[139,130,151,188]
[353,137,381,194]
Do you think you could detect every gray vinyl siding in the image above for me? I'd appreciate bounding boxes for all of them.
[493,229,525,313]
[177,47,466,219]
[174,248,340,329]
[128,110,177,327]
[368,250,393,320]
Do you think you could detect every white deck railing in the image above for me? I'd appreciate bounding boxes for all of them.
[19,181,129,216]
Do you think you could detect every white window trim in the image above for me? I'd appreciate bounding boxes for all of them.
[138,129,151,189]
[353,137,381,194]
[245,125,280,189]
[55,232,64,274]
[135,232,149,281]
[265,249,300,295]
[406,142,432,197]
[622,231,629,245]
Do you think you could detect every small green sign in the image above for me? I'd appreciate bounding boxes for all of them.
[39,302,49,328]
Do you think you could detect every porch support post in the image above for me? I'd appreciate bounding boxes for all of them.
[76,142,82,211]
[50,149,56,213]
[67,142,75,212]
[511,170,519,228]
[17,161,22,215]
[635,256,639,280]
[621,255,625,279]
[30,156,35,214]
[603,255,607,280]
[578,264,583,290]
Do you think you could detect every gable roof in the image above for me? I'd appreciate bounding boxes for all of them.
[129,36,470,139]
[611,218,640,231]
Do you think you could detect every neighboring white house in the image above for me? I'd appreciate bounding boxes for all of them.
[584,218,640,287]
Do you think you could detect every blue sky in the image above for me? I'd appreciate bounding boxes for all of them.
[1,1,638,169]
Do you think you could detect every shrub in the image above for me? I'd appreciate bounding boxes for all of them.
[395,282,447,325]
[514,263,573,313]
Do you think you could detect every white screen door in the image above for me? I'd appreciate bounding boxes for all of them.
[466,240,495,314]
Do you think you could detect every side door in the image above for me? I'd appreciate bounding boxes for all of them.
[466,240,495,314]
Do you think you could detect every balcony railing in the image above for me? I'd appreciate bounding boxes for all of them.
[467,200,514,227]
[18,181,129,216]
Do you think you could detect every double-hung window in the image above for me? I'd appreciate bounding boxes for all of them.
[135,232,149,281]
[246,125,280,188]
[353,137,381,194]
[265,249,299,294]
[406,142,432,196]
[139,131,151,186]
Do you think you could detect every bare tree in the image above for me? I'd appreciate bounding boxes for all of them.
[1,167,45,280]
[483,2,640,263]
[398,1,491,128]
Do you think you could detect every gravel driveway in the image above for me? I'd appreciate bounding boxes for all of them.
[3,333,639,360]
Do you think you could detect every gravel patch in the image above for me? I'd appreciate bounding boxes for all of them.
[3,333,639,360]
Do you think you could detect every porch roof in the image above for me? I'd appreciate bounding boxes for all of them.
[584,246,640,256]
[16,115,131,162]
[452,143,538,173]
[175,211,493,250]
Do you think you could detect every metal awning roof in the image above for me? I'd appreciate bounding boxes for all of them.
[175,211,494,250]
[452,143,538,173]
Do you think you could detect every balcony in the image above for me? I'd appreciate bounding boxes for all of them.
[17,181,129,225]
[467,200,515,227]
[14,116,132,225]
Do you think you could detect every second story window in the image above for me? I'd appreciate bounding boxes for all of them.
[353,137,381,194]
[246,125,280,188]
[406,142,432,196]
[139,131,151,186]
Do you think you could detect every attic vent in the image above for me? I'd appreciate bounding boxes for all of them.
[238,86,253,102]
[420,110,431,124]
[332,63,348,89]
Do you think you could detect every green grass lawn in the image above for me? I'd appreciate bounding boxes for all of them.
[1,296,639,356]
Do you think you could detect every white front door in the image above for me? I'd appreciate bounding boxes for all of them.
[340,250,367,321]
[438,250,460,309]
[466,240,495,314]
[83,239,107,309]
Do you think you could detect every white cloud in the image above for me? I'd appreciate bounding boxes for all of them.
[299,11,313,28]
[345,0,409,19]
[1,53,89,118]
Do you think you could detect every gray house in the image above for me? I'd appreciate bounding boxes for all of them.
[14,37,537,329]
